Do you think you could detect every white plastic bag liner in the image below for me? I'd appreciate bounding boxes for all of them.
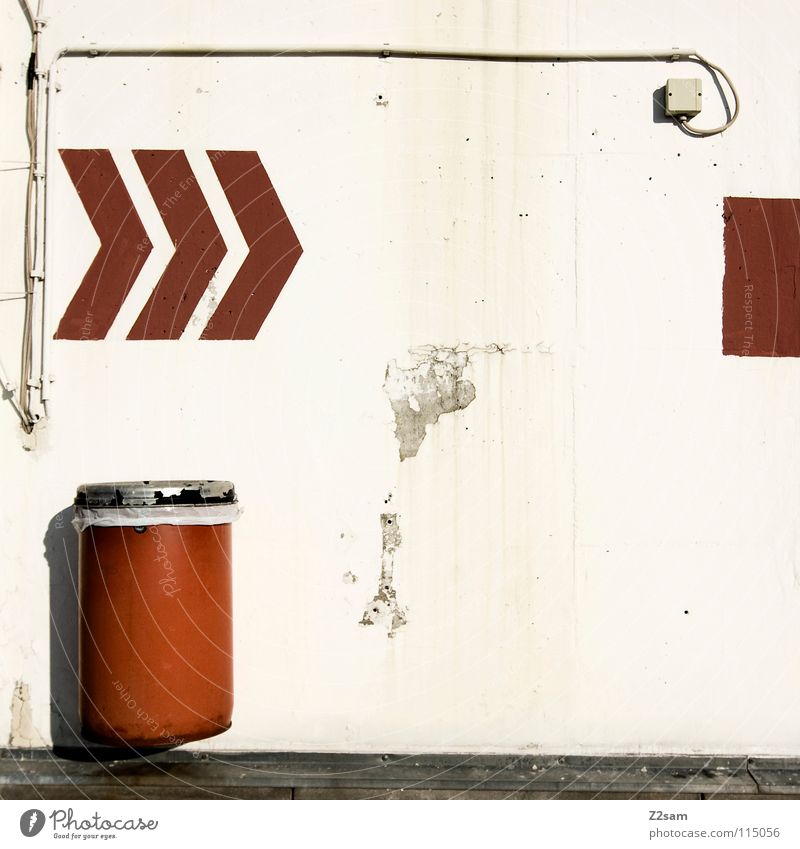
[72,503,242,532]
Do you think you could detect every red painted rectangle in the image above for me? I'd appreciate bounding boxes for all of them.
[722,196,800,357]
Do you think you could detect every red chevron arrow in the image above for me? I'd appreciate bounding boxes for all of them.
[129,150,227,339]
[55,149,152,340]
[202,151,302,340]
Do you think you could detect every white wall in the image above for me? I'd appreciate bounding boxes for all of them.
[2,0,799,755]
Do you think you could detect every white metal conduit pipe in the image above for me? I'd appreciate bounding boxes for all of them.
[51,44,740,137]
[0,355,27,427]
[28,44,739,428]
[48,44,739,136]
[63,44,695,59]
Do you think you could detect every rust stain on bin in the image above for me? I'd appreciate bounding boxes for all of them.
[722,197,800,357]
[79,522,233,747]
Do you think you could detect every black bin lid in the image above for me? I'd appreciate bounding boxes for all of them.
[74,480,236,508]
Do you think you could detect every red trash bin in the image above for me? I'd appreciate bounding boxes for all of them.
[73,481,240,747]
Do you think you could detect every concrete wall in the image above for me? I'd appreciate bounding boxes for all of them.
[1,0,799,755]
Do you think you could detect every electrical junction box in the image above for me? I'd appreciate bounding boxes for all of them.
[665,77,703,118]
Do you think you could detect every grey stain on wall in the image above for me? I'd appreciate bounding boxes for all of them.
[385,348,476,460]
[360,514,406,637]
[8,681,45,747]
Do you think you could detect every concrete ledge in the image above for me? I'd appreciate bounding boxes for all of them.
[748,760,800,796]
[3,749,793,799]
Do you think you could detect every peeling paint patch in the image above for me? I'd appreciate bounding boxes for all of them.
[342,571,358,584]
[385,348,476,460]
[360,514,406,636]
[9,681,45,747]
[191,277,219,327]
